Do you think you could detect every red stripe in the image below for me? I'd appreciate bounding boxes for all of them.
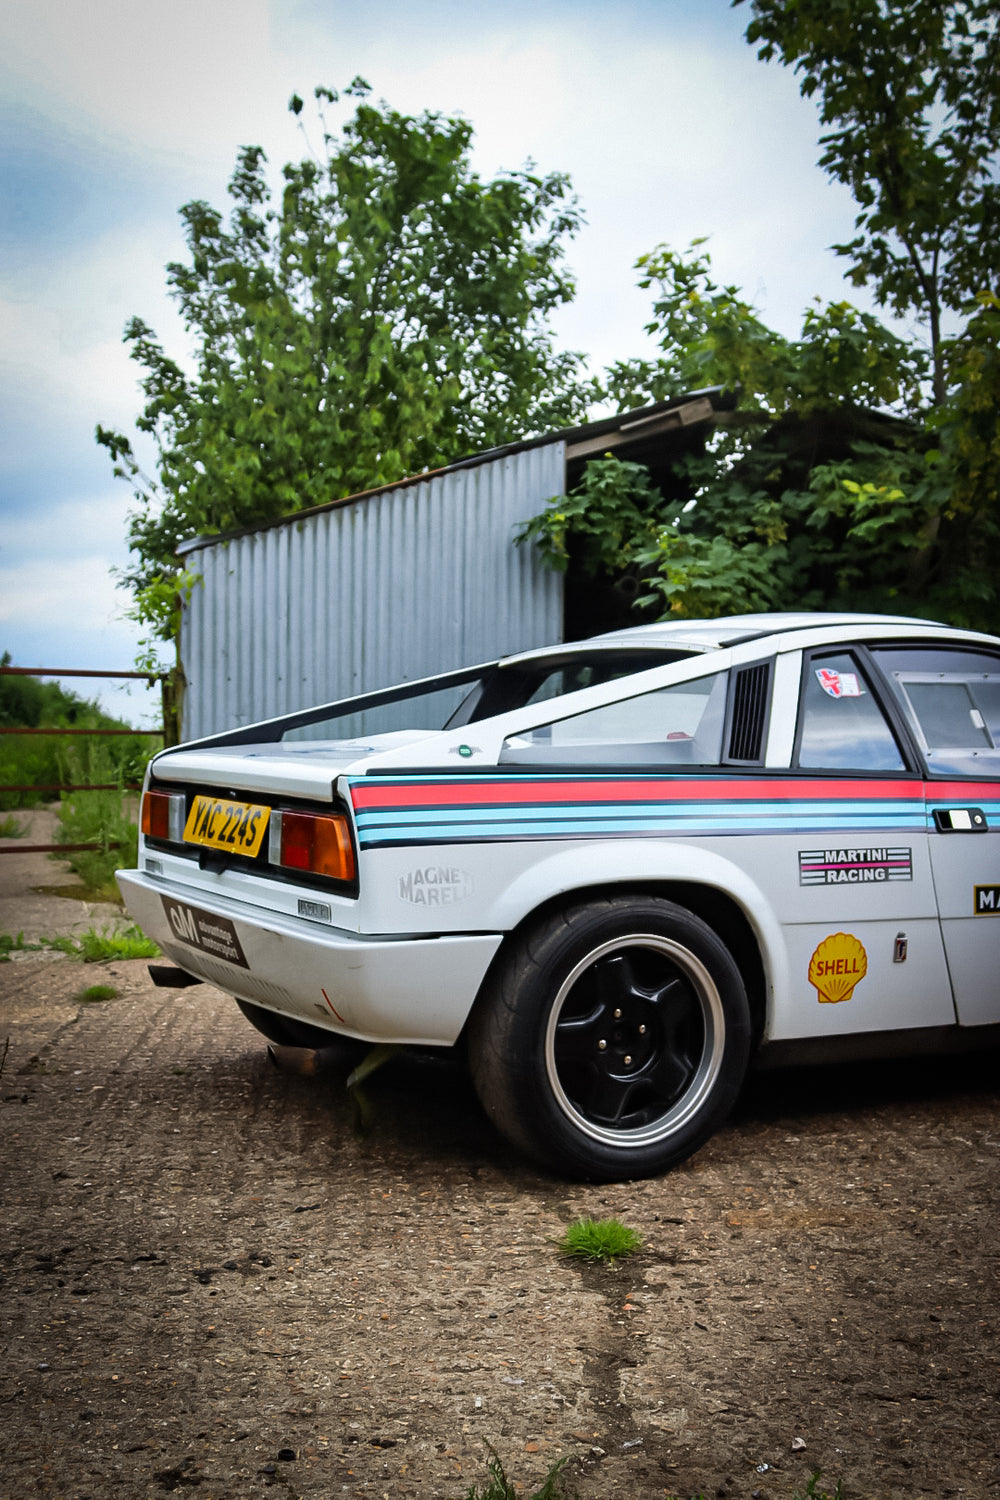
[351,776,925,810]
[924,781,1000,799]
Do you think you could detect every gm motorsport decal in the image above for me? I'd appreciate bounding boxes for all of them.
[799,846,913,885]
[162,896,249,968]
[808,932,868,1004]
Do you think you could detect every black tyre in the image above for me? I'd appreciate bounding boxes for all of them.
[467,896,751,1181]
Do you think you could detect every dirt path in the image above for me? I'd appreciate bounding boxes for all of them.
[0,807,127,947]
[1,839,999,1499]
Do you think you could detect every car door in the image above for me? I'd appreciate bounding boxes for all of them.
[870,645,1000,1027]
[766,646,955,1041]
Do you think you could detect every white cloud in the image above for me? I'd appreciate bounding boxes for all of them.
[0,553,127,632]
[1,492,133,565]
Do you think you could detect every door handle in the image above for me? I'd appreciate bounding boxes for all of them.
[932,806,988,833]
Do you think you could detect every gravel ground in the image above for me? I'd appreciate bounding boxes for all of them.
[1,827,999,1500]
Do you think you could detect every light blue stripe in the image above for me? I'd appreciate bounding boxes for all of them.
[355,799,922,829]
[357,812,925,844]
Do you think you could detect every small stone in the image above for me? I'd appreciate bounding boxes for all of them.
[276,1448,296,1461]
[791,1436,807,1452]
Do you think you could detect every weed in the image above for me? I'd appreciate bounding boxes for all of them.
[0,931,34,960]
[795,1474,843,1500]
[0,925,159,964]
[0,812,27,838]
[53,738,150,897]
[462,1446,571,1500]
[76,983,118,1004]
[74,924,160,962]
[557,1217,643,1265]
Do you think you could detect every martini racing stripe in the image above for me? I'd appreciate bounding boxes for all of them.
[348,774,942,850]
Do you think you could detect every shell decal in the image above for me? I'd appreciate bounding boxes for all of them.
[808,932,868,1004]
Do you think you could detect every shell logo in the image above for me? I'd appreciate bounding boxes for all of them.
[808,932,868,1004]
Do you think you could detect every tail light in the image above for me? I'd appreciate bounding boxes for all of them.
[141,789,186,843]
[269,809,356,883]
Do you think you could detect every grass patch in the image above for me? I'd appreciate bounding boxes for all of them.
[557,1217,643,1265]
[0,811,27,838]
[463,1447,571,1500]
[76,983,118,1004]
[0,925,159,964]
[52,739,151,898]
[74,924,160,962]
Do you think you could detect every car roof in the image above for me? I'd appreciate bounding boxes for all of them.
[499,612,967,667]
[592,612,949,650]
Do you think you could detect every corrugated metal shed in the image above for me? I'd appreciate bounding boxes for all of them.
[178,441,565,740]
[175,390,730,740]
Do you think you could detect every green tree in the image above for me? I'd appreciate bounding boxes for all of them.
[99,80,588,650]
[734,0,1000,402]
[525,2,1000,632]
[527,242,998,632]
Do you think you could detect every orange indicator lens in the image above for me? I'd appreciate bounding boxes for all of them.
[276,811,356,882]
[142,789,174,841]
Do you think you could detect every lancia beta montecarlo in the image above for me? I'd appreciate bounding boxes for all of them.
[117,613,1000,1181]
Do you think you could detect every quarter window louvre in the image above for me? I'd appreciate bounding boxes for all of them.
[727,663,770,763]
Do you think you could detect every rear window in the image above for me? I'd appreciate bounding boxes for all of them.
[499,671,729,766]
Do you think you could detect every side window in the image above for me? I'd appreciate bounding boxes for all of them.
[500,672,729,766]
[796,653,905,771]
[872,646,1000,776]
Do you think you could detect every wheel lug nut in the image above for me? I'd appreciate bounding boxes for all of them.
[613,1008,622,1019]
[598,1040,607,1052]
[624,1055,632,1066]
[639,1024,646,1035]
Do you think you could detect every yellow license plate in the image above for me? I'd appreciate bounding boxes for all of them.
[183,795,270,858]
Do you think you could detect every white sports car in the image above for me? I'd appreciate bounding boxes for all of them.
[118,613,1000,1180]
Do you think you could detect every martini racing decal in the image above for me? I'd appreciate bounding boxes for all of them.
[799,846,912,885]
[350,774,930,850]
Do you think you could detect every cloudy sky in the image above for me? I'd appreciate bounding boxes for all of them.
[1,0,869,723]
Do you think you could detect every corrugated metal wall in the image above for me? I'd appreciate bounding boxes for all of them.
[179,442,566,740]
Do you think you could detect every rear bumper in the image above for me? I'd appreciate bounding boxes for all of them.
[117,869,502,1046]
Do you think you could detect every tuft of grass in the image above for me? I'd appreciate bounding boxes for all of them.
[462,1446,571,1500]
[74,924,160,963]
[0,925,159,965]
[795,1475,843,1500]
[0,931,73,961]
[0,931,34,961]
[0,811,27,838]
[76,983,118,1004]
[557,1217,643,1265]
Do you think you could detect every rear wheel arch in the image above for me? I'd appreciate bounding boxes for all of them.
[465,890,755,1180]
[464,878,767,1047]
